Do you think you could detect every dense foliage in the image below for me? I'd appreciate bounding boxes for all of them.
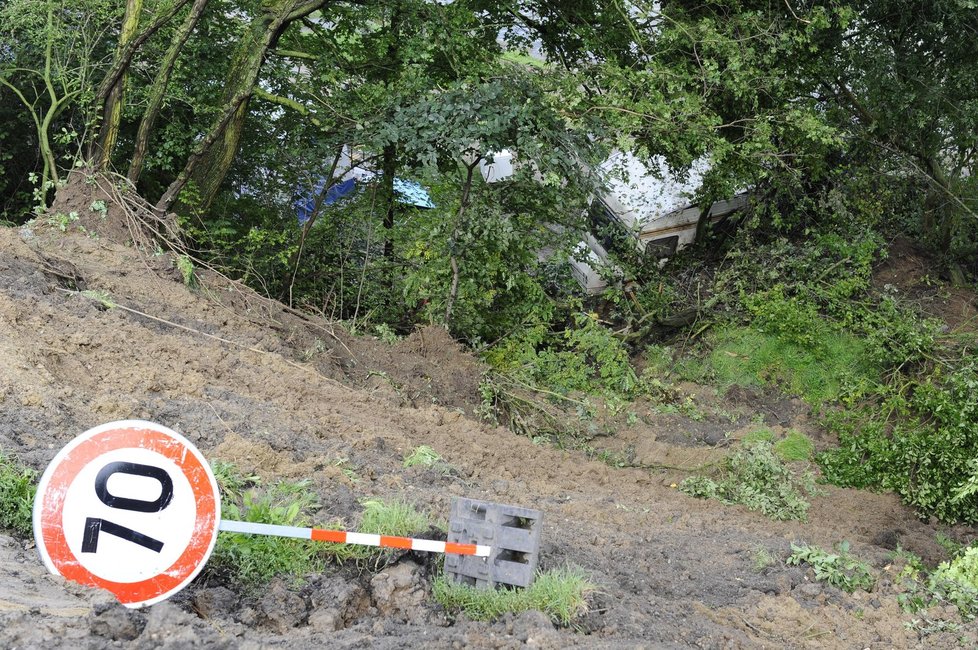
[2,1,978,524]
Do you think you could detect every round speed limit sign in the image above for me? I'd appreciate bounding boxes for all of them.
[33,420,220,608]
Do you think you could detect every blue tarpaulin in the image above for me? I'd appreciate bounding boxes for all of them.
[295,175,434,224]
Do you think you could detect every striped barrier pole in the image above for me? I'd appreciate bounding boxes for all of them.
[219,520,491,557]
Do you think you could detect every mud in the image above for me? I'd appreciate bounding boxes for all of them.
[1,222,977,648]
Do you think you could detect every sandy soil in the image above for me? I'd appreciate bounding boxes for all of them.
[1,215,976,649]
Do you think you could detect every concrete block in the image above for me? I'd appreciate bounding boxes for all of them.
[444,498,543,589]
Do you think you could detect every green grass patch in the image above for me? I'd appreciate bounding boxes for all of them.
[741,428,813,461]
[787,541,876,593]
[0,452,37,538]
[775,430,815,461]
[709,326,877,404]
[680,440,818,521]
[210,463,429,587]
[741,428,776,444]
[210,478,326,587]
[433,567,594,625]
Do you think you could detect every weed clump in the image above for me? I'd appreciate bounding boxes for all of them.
[0,452,36,538]
[679,441,817,521]
[433,567,593,625]
[210,478,325,588]
[403,445,443,469]
[787,541,875,593]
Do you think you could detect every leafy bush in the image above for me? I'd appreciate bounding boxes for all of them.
[743,285,824,350]
[858,296,939,369]
[820,362,978,523]
[0,452,36,538]
[787,541,876,593]
[680,441,818,521]
[433,567,593,625]
[485,313,643,398]
[928,545,978,620]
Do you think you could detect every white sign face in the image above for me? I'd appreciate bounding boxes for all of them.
[33,421,220,608]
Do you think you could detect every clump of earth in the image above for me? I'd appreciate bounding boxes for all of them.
[1,207,976,648]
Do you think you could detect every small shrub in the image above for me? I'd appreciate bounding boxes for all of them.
[433,567,593,625]
[787,541,876,593]
[680,441,817,521]
[374,323,400,345]
[47,211,79,232]
[928,545,978,620]
[0,453,37,538]
[176,255,198,288]
[743,285,824,350]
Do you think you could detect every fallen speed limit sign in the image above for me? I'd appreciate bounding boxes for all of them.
[33,420,220,608]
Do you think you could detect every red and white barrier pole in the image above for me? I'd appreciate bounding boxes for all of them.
[219,520,491,557]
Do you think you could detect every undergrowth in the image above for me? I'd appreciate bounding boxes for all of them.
[0,452,36,538]
[209,462,429,587]
[433,567,594,625]
[927,545,978,620]
[479,311,678,443]
[680,440,818,521]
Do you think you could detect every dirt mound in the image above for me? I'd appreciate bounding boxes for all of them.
[348,326,486,415]
[1,223,977,648]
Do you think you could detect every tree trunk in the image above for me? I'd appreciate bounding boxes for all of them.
[381,143,397,259]
[93,0,144,170]
[163,0,327,214]
[128,0,210,184]
[444,160,479,327]
[379,1,403,260]
[280,146,345,305]
[694,202,712,243]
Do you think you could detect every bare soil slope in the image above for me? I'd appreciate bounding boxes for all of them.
[1,223,975,649]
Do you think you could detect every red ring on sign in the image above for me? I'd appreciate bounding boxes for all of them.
[36,425,218,606]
